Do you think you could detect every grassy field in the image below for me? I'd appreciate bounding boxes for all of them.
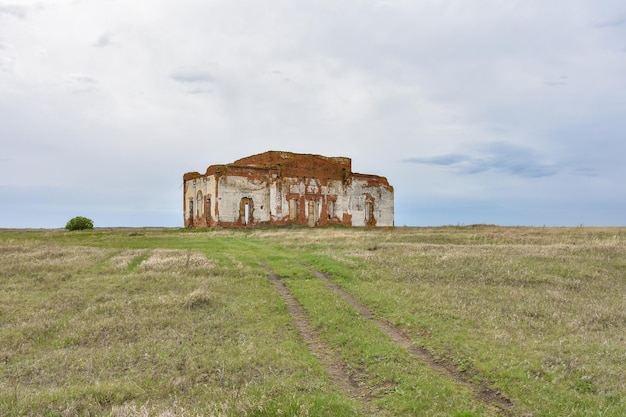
[0,226,624,416]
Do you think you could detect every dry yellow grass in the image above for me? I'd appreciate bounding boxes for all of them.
[1,226,624,416]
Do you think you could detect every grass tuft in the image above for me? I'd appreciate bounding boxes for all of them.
[1,226,625,416]
[183,288,214,310]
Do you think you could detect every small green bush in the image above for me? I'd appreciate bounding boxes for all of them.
[65,216,94,231]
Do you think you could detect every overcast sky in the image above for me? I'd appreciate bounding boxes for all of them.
[1,0,625,228]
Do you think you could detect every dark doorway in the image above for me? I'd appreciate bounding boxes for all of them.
[206,198,211,226]
[240,197,253,225]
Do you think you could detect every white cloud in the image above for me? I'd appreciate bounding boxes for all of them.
[1,0,625,227]
[93,32,114,48]
[170,70,215,84]
[0,4,28,19]
[404,142,559,178]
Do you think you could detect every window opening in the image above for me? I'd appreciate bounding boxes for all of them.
[206,198,211,225]
[240,197,252,225]
[188,199,194,227]
[196,191,203,218]
[307,200,317,227]
[289,199,298,221]
[365,200,375,225]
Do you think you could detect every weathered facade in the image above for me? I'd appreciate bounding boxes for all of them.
[183,151,394,228]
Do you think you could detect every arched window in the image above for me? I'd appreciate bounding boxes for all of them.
[196,191,203,218]
[289,198,299,221]
[328,200,336,219]
[206,197,211,225]
[240,197,253,225]
[365,199,375,226]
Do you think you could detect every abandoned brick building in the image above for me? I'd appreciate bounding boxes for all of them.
[183,151,394,228]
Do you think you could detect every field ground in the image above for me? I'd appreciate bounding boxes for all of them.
[1,226,625,416]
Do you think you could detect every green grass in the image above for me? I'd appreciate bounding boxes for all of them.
[1,226,625,416]
[0,230,358,416]
[285,274,494,416]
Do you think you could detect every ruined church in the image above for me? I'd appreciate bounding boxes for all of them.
[183,151,394,228]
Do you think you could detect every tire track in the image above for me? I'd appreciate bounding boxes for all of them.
[267,274,382,416]
[311,270,515,415]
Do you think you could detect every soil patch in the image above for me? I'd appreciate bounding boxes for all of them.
[267,274,382,415]
[311,271,515,415]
